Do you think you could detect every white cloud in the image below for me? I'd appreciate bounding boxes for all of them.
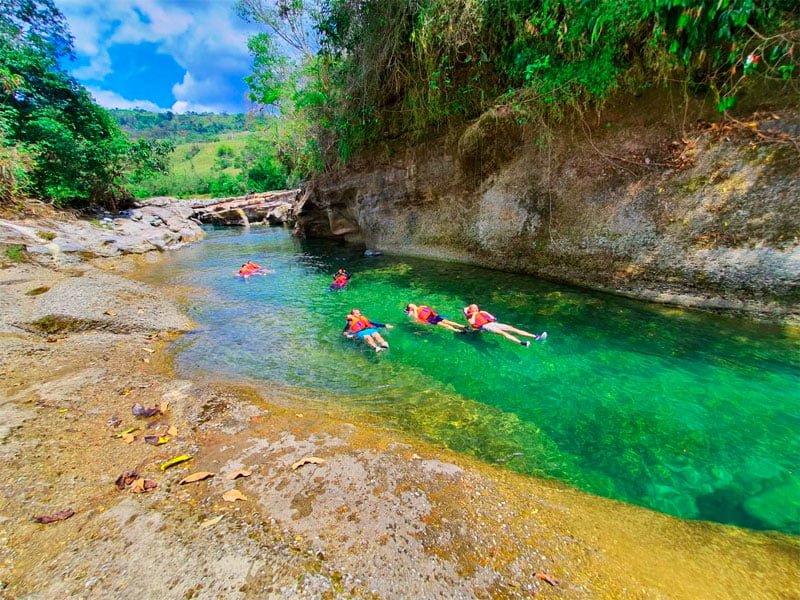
[86,86,166,112]
[56,0,258,112]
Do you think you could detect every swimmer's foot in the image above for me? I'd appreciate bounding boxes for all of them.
[380,342,389,348]
[520,340,531,347]
[536,332,548,341]
[375,346,384,353]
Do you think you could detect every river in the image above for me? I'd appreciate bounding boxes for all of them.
[139,226,800,535]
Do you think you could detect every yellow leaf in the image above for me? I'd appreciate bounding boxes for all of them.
[290,456,325,471]
[224,469,252,480]
[179,471,215,484]
[121,433,136,444]
[199,515,224,528]
[142,347,155,354]
[222,489,247,502]
[115,427,138,438]
[160,455,192,471]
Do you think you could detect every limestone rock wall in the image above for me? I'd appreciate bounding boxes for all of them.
[296,98,800,321]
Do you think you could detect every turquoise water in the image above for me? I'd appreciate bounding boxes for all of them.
[143,227,800,535]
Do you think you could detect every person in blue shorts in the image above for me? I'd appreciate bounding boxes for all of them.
[343,308,394,352]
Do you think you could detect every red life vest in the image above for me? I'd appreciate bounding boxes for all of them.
[416,306,435,322]
[333,275,348,286]
[471,311,496,328]
[347,315,372,333]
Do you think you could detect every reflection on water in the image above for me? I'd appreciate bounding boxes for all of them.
[140,227,800,534]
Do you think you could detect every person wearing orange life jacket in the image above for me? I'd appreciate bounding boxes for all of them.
[404,303,465,333]
[343,308,394,352]
[463,304,547,347]
[329,268,351,291]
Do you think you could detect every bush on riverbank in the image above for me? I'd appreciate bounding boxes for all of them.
[240,0,799,170]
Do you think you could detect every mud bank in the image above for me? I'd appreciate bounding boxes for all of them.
[296,97,800,323]
[0,225,798,598]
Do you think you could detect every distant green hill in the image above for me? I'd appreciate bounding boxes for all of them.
[110,109,265,142]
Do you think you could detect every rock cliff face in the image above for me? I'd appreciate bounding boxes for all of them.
[296,96,800,321]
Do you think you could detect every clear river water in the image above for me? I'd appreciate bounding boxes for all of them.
[142,227,800,535]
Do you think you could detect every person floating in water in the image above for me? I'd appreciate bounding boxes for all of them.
[343,308,393,352]
[329,268,351,291]
[463,304,547,346]
[405,303,465,333]
[237,260,270,277]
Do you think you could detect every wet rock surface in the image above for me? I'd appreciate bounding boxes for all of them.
[0,198,204,264]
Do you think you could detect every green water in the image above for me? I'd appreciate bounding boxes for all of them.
[143,227,800,534]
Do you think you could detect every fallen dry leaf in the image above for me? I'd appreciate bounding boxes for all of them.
[224,469,252,480]
[132,403,161,418]
[142,347,155,354]
[291,456,325,471]
[295,413,304,418]
[33,509,75,524]
[159,401,169,413]
[129,478,157,494]
[179,471,215,484]
[409,453,422,460]
[535,572,559,586]
[121,432,135,444]
[104,310,116,316]
[222,489,247,502]
[144,435,169,446]
[115,470,140,490]
[199,515,224,528]
[160,454,192,471]
[167,425,178,437]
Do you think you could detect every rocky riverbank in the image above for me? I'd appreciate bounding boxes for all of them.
[1,207,799,599]
[295,96,800,323]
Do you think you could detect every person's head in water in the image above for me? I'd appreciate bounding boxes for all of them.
[464,304,479,316]
[404,304,417,314]
[350,308,362,317]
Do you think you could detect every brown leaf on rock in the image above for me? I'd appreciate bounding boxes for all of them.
[142,347,155,354]
[290,456,325,471]
[104,310,116,316]
[33,509,75,524]
[535,572,558,586]
[121,432,136,444]
[224,469,252,480]
[130,478,157,494]
[115,470,140,490]
[159,401,169,414]
[167,425,178,437]
[179,471,215,484]
[222,489,247,502]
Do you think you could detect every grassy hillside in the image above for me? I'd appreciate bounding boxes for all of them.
[170,132,250,179]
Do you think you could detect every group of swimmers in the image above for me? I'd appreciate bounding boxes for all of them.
[344,303,547,353]
[236,260,546,352]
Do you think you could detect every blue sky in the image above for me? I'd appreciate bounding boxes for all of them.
[55,0,260,114]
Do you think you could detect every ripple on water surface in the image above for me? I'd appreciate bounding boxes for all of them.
[140,227,800,535]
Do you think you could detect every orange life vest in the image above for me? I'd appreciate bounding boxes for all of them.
[347,315,372,333]
[333,275,348,286]
[416,306,435,322]
[470,310,496,328]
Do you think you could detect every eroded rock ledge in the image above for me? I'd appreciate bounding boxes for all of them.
[295,96,800,322]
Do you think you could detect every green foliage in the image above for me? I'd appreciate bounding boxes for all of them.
[4,243,25,262]
[243,0,799,169]
[0,0,174,207]
[110,109,262,142]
